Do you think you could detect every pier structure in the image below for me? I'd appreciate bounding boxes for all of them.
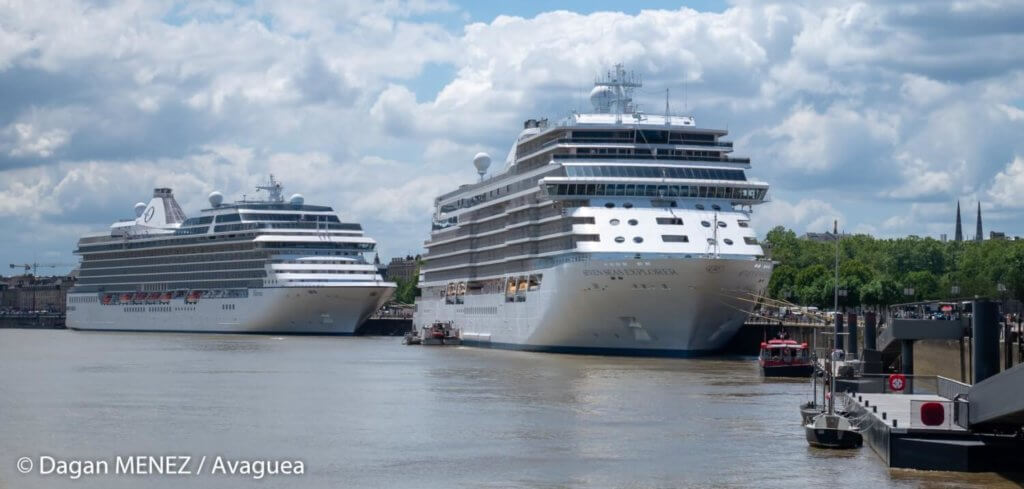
[837,299,1024,471]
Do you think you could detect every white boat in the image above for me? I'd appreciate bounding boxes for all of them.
[412,65,773,355]
[66,176,395,334]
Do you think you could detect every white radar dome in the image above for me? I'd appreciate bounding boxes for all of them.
[208,191,224,207]
[590,85,614,112]
[289,193,304,206]
[134,202,147,217]
[473,152,492,177]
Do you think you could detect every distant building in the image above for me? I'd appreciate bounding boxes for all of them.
[954,201,963,242]
[975,201,983,242]
[0,275,75,313]
[990,231,1006,240]
[800,232,849,242]
[385,256,419,282]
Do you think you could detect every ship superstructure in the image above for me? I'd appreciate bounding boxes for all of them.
[66,176,395,334]
[412,65,773,355]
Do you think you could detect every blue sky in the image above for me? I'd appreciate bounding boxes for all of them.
[1,0,1023,273]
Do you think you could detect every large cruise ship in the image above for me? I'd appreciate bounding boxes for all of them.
[413,66,773,355]
[66,176,395,334]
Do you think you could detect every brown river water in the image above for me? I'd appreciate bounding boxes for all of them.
[0,329,1019,488]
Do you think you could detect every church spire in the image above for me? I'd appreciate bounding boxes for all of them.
[954,201,963,242]
[975,201,983,242]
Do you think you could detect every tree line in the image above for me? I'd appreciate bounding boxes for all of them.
[764,227,1024,309]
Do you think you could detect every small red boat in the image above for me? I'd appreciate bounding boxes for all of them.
[185,290,202,304]
[759,338,814,377]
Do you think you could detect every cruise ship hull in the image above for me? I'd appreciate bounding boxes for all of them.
[67,285,394,335]
[413,257,772,356]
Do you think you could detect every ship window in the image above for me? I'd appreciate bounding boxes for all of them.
[662,235,689,243]
[724,238,734,245]
[633,237,644,243]
[738,221,750,228]
[610,219,620,226]
[701,221,711,227]
[215,213,241,223]
[695,204,705,210]
[718,221,727,228]
[707,238,716,245]
[657,217,683,225]
[623,203,634,209]
[528,275,542,291]
[614,236,625,243]
[628,219,638,226]
[605,202,615,208]
[745,237,758,245]
[711,204,721,211]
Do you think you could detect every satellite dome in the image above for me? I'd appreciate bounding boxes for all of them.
[473,152,491,177]
[590,85,614,112]
[134,202,147,217]
[208,191,224,207]
[289,193,304,206]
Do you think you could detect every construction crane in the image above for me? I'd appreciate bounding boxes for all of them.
[9,262,73,275]
[8,262,75,313]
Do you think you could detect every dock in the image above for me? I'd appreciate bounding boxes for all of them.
[823,299,1024,472]
[844,389,1024,472]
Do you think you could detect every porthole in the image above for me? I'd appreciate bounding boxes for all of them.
[623,202,634,209]
[701,221,711,227]
[695,204,705,210]
[628,219,638,226]
[615,236,625,243]
[610,219,620,226]
[633,237,644,243]
[718,221,727,228]
[724,238,734,245]
[712,204,721,211]
[707,238,716,245]
[605,202,615,208]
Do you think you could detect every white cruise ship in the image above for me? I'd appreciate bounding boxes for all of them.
[413,66,773,355]
[66,176,395,334]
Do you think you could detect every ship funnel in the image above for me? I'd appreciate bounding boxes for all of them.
[136,188,186,227]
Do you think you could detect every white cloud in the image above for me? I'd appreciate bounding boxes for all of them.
[1,0,1024,267]
[760,198,845,235]
[988,155,1024,208]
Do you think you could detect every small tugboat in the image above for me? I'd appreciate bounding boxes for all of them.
[805,350,862,449]
[420,321,460,345]
[759,337,814,377]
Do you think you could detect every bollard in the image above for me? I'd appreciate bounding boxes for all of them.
[848,312,859,359]
[835,313,845,351]
[864,312,877,350]
[973,300,1000,384]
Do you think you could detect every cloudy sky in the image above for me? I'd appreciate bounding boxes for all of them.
[2,0,1023,273]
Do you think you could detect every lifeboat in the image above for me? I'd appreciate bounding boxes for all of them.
[160,292,173,302]
[185,290,202,304]
[101,294,112,305]
[120,293,133,303]
[133,292,147,302]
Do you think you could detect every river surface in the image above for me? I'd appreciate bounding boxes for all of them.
[0,329,1019,488]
